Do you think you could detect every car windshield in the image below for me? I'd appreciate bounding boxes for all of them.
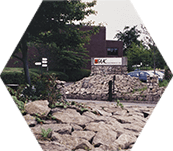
[140,72,145,76]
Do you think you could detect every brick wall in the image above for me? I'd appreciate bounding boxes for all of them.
[106,40,123,57]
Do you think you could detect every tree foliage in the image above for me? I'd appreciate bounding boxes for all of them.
[114,25,141,55]
[149,45,166,69]
[127,42,167,71]
[115,24,167,71]
[12,0,99,84]
[126,42,151,71]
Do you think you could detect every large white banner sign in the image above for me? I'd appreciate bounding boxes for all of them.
[92,58,122,65]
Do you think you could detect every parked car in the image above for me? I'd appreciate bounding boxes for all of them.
[134,68,140,71]
[128,70,163,82]
[128,71,149,82]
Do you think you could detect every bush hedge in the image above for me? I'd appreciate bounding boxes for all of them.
[1,72,42,85]
[66,69,91,81]
[1,67,90,84]
[1,69,69,84]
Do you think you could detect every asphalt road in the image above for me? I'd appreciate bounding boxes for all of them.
[67,99,157,107]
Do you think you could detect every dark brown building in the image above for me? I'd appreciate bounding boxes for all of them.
[83,26,123,69]
[6,26,123,70]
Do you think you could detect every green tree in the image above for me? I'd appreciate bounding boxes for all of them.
[42,25,100,72]
[126,42,151,71]
[12,0,99,84]
[12,34,31,84]
[140,24,166,72]
[30,0,100,72]
[149,45,166,69]
[114,25,141,55]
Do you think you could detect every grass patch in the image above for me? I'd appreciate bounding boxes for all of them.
[2,67,23,73]
[159,79,169,87]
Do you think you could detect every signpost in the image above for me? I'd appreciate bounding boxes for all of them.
[35,62,41,66]
[42,58,47,65]
[35,58,48,74]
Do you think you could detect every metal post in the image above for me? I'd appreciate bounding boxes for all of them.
[113,75,115,93]
[41,65,42,75]
[35,62,42,74]
[108,80,112,101]
[153,47,156,74]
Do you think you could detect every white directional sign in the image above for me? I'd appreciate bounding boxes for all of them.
[42,58,47,61]
[35,58,49,72]
[42,64,47,67]
[35,62,41,66]
[42,58,48,67]
[42,60,47,64]
[92,58,122,65]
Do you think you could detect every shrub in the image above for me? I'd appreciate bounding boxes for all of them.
[159,80,169,87]
[164,66,172,81]
[1,68,69,85]
[66,69,91,81]
[12,96,25,114]
[1,71,40,84]
[5,69,65,114]
[7,73,62,109]
[44,73,62,108]
[53,72,69,81]
[33,71,69,81]
[21,73,62,105]
[1,72,25,84]
[17,84,42,102]
[5,86,25,114]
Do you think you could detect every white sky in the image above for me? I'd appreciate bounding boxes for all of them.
[82,0,143,40]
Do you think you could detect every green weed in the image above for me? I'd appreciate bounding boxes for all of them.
[116,99,124,109]
[41,128,52,138]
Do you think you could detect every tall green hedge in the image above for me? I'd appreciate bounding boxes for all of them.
[1,69,69,84]
[1,67,91,84]
[66,69,91,81]
[1,72,26,84]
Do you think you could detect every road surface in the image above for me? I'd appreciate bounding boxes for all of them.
[67,99,157,107]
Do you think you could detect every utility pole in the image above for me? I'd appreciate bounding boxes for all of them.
[153,47,156,74]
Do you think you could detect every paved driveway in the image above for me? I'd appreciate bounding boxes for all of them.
[67,99,156,107]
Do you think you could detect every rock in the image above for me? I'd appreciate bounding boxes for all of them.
[55,80,67,101]
[115,133,136,149]
[145,95,153,101]
[112,108,127,116]
[71,124,83,131]
[52,108,92,126]
[39,141,71,151]
[122,123,142,134]
[95,109,112,116]
[25,100,51,117]
[65,74,164,102]
[85,121,117,132]
[24,114,37,127]
[82,111,106,122]
[72,131,95,141]
[56,80,66,85]
[52,133,94,150]
[92,130,118,149]
[31,124,72,135]
[28,101,154,151]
